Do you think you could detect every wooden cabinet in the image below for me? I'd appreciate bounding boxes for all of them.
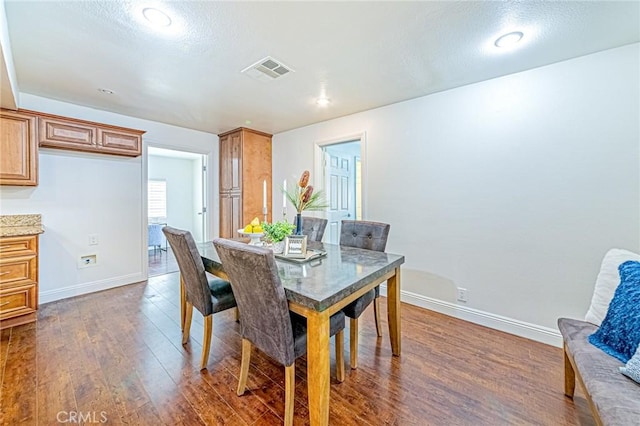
[37,111,145,157]
[219,128,272,238]
[0,235,39,330]
[0,109,38,186]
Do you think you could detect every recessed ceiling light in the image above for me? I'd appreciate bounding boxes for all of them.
[316,97,331,107]
[142,8,172,27]
[97,88,115,95]
[494,31,524,48]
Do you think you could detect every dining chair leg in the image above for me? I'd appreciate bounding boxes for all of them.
[284,363,295,426]
[350,318,359,369]
[200,315,213,370]
[374,296,383,337]
[237,338,252,396]
[182,302,193,345]
[234,307,240,322]
[179,275,186,331]
[335,330,345,383]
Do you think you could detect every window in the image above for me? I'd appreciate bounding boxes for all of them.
[148,179,167,221]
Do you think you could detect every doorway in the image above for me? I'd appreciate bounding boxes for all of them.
[147,146,208,276]
[315,135,364,244]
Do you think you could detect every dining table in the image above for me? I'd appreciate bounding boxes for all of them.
[196,240,405,426]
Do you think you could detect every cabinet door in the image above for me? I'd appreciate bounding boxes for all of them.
[241,130,272,223]
[219,133,242,192]
[38,115,97,150]
[0,110,37,186]
[98,128,142,156]
[220,193,242,238]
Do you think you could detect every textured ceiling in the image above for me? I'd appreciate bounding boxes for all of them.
[4,1,639,135]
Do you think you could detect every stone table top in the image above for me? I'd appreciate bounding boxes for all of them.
[199,240,405,312]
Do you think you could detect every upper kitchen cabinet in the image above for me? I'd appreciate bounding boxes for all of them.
[37,111,145,157]
[0,109,38,186]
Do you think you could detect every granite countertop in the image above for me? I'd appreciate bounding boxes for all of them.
[0,214,44,237]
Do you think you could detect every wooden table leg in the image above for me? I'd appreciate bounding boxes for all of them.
[306,310,331,426]
[387,267,402,356]
[180,275,186,332]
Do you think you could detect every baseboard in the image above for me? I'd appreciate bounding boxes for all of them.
[39,273,146,304]
[379,285,563,348]
[39,274,562,347]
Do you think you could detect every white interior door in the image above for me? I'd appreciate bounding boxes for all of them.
[324,149,356,244]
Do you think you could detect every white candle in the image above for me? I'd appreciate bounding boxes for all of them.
[263,180,267,209]
[283,179,287,208]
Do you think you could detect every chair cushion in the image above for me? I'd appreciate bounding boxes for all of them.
[589,260,640,363]
[558,318,640,425]
[291,310,345,359]
[342,289,375,319]
[208,276,237,313]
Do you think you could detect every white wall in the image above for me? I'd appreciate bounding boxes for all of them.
[272,44,640,345]
[0,94,218,302]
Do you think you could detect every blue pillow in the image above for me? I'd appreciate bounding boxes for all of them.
[589,260,640,363]
[620,344,640,384]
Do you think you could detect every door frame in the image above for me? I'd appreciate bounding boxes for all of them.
[142,140,213,278]
[313,131,367,227]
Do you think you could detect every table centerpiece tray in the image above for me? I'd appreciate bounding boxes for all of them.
[274,249,327,263]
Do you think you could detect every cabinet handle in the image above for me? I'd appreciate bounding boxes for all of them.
[0,301,10,307]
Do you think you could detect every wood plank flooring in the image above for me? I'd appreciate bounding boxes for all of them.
[148,247,179,277]
[0,272,594,425]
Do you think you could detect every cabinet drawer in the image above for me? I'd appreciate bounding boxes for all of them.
[0,284,37,319]
[0,235,38,258]
[0,256,37,286]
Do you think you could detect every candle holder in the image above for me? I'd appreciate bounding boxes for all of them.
[282,206,287,221]
[263,206,268,224]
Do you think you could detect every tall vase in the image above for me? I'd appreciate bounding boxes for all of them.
[295,213,303,235]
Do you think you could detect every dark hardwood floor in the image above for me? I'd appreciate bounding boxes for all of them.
[148,247,179,277]
[0,272,594,425]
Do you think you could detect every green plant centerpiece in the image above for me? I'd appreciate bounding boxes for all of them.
[262,220,295,244]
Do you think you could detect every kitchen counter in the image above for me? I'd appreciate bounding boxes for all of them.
[0,214,44,237]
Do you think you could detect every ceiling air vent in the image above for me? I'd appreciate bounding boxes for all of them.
[241,56,294,82]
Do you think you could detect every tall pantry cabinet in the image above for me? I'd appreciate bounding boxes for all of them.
[218,128,272,238]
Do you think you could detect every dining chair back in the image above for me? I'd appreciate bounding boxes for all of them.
[340,220,390,252]
[213,238,345,426]
[215,238,297,365]
[299,216,328,242]
[339,220,390,369]
[163,226,236,370]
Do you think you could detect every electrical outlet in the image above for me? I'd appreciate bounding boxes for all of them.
[88,234,99,245]
[78,254,97,268]
[457,287,468,303]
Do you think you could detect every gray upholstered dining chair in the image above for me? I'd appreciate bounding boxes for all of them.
[163,226,237,370]
[299,216,328,242]
[213,238,345,426]
[340,220,390,369]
